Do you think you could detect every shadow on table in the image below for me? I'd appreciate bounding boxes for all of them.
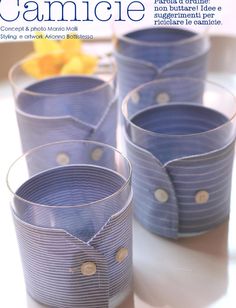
[27,291,135,308]
[133,219,229,308]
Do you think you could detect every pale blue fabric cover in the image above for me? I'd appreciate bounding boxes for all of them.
[123,80,235,238]
[12,159,133,307]
[15,76,118,152]
[115,28,210,101]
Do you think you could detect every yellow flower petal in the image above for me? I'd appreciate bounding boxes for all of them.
[22,53,65,79]
[21,55,42,79]
[38,54,64,78]
[34,32,62,55]
[60,35,82,58]
[22,32,98,79]
[80,54,98,74]
[60,57,85,75]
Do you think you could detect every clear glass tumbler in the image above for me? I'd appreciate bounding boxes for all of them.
[122,78,236,239]
[115,26,210,101]
[9,56,118,151]
[7,140,133,308]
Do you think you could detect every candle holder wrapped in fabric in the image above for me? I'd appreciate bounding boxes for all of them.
[7,140,133,308]
[9,57,117,151]
[122,78,236,239]
[115,27,210,101]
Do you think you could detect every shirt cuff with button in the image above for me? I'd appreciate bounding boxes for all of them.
[11,156,133,307]
[15,76,118,152]
[115,27,210,101]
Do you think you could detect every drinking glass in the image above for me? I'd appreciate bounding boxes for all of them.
[122,78,236,238]
[115,27,210,101]
[7,140,133,308]
[9,56,118,151]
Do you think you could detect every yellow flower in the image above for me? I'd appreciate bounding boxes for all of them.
[22,56,41,79]
[80,54,99,74]
[60,54,99,75]
[22,33,98,79]
[34,32,62,55]
[60,37,82,60]
[60,57,84,75]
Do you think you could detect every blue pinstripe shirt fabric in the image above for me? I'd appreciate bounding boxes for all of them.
[123,82,235,239]
[115,28,210,101]
[12,162,133,307]
[15,75,118,152]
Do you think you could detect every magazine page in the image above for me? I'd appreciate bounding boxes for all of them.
[0,1,235,307]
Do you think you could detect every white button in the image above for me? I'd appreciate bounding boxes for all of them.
[154,189,169,203]
[116,248,128,263]
[195,190,209,204]
[56,152,70,165]
[131,91,140,104]
[156,92,170,105]
[81,262,97,276]
[91,147,103,161]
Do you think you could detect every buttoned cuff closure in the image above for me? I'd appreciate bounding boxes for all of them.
[9,140,133,307]
[19,139,126,177]
[125,133,179,238]
[115,28,210,100]
[15,76,117,152]
[12,193,132,308]
[115,51,209,101]
[125,132,235,239]
[122,79,236,239]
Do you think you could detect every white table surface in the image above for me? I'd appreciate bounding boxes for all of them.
[1,71,236,308]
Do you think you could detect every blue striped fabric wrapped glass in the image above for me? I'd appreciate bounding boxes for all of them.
[7,140,133,307]
[9,58,117,152]
[122,78,236,239]
[115,27,210,101]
